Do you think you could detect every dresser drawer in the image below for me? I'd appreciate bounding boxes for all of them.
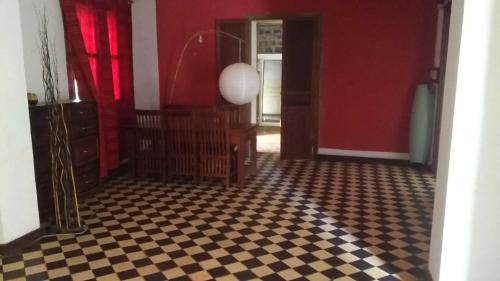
[36,177,52,191]
[36,179,54,223]
[71,118,98,139]
[33,147,51,179]
[29,107,50,146]
[70,102,97,121]
[29,105,49,123]
[31,127,50,147]
[72,137,99,166]
[76,165,99,194]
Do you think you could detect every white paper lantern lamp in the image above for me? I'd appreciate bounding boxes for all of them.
[219,63,260,105]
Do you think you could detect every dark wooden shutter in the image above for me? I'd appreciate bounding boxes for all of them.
[216,19,251,124]
[281,17,321,159]
[431,3,451,173]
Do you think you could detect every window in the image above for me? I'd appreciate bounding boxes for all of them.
[75,2,120,100]
[107,9,120,100]
[75,2,98,86]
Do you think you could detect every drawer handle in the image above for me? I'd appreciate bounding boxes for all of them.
[83,149,88,153]
[81,127,88,131]
[84,180,90,185]
[79,111,85,115]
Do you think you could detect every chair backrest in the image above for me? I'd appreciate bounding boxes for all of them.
[217,103,240,125]
[196,111,230,178]
[136,110,162,127]
[164,104,239,125]
[196,111,229,156]
[134,110,163,153]
[163,104,216,113]
[133,110,165,177]
[164,110,197,175]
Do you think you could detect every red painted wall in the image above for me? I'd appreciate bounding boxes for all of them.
[156,0,437,153]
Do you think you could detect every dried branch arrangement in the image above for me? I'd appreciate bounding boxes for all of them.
[38,8,82,232]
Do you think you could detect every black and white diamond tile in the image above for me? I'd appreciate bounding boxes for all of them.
[1,153,434,280]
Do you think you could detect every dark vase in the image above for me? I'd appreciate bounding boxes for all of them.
[28,92,38,106]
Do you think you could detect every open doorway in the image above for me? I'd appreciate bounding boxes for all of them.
[217,16,321,159]
[252,20,283,153]
[258,54,282,126]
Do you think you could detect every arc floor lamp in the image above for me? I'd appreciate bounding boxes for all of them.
[168,29,260,105]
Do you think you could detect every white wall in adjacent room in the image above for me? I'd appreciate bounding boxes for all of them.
[19,0,69,102]
[0,0,40,244]
[131,0,160,109]
[429,0,500,280]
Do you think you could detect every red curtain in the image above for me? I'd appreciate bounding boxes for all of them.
[61,0,134,177]
[75,2,98,86]
[107,9,121,100]
[114,2,135,160]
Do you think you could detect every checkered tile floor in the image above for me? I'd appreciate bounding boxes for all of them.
[1,153,435,280]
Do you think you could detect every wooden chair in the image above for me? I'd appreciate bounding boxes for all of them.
[133,110,166,182]
[217,104,242,159]
[164,110,198,182]
[196,111,233,188]
[217,103,240,125]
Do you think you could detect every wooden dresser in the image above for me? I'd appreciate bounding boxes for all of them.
[29,100,100,223]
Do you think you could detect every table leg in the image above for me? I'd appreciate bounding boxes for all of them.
[237,139,245,187]
[250,134,257,175]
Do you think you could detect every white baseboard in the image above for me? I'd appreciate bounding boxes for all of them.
[318,148,410,160]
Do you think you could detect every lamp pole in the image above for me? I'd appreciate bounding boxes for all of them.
[168,29,245,104]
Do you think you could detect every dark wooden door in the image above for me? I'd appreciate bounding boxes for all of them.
[281,17,321,159]
[216,19,251,124]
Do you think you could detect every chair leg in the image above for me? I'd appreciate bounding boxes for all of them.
[137,159,143,180]
[194,160,199,185]
[162,151,168,184]
[166,159,173,182]
[194,173,199,185]
[162,163,167,184]
[225,159,231,188]
[132,159,138,182]
[167,169,173,182]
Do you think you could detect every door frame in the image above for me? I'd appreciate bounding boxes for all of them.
[249,14,323,157]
